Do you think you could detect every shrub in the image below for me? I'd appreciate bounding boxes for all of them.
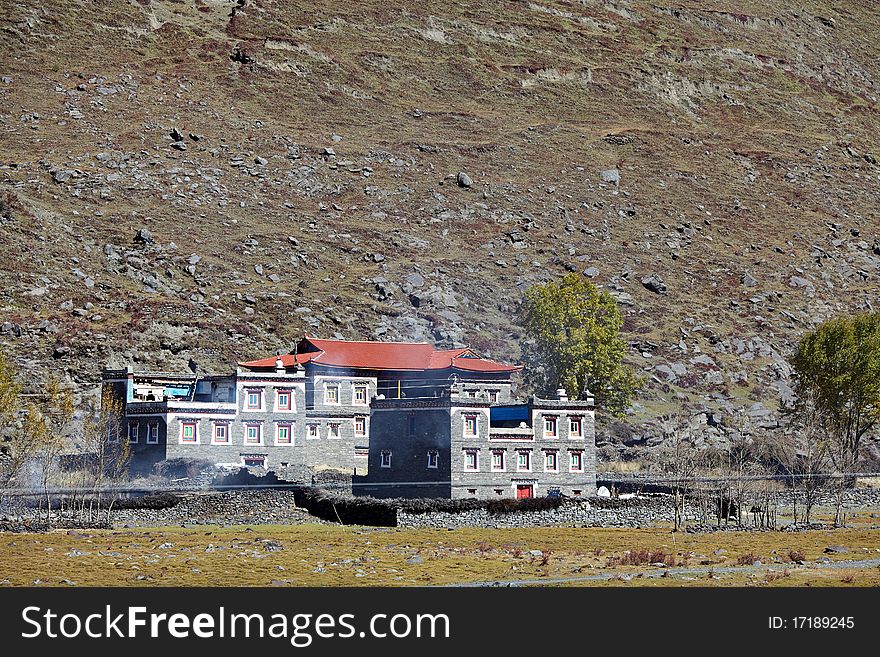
[737,552,760,566]
[787,549,806,563]
[154,458,214,480]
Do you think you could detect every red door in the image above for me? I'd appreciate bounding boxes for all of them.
[516,485,533,499]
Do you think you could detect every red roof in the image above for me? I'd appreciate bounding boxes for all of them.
[239,337,521,373]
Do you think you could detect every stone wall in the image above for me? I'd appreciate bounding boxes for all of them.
[396,496,700,529]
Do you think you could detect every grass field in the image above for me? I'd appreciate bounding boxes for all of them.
[2,523,879,587]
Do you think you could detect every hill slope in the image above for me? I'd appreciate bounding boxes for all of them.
[2,0,880,458]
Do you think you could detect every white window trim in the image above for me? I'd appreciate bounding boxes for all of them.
[463,414,478,437]
[354,416,367,437]
[491,450,506,472]
[275,422,294,446]
[241,455,268,468]
[306,424,319,440]
[463,449,479,472]
[328,422,341,439]
[380,450,392,468]
[569,451,584,473]
[544,450,559,473]
[146,423,159,445]
[180,420,199,445]
[543,415,558,438]
[128,423,139,444]
[244,388,264,412]
[211,421,230,445]
[427,450,439,469]
[324,383,340,405]
[274,389,294,413]
[244,422,263,446]
[353,385,369,406]
[569,416,583,438]
[516,450,532,472]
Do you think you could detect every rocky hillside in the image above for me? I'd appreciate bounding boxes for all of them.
[2,1,880,459]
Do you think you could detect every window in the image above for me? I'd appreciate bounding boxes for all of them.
[545,451,559,473]
[147,423,159,445]
[380,450,392,468]
[325,384,339,404]
[543,416,557,438]
[569,416,582,438]
[495,489,504,496]
[328,422,341,439]
[128,423,139,444]
[468,488,477,495]
[243,456,266,468]
[517,450,531,472]
[354,416,366,437]
[276,423,292,445]
[212,423,229,444]
[491,450,506,472]
[181,422,197,444]
[464,449,479,471]
[245,423,262,445]
[573,490,582,496]
[276,390,292,411]
[246,389,262,410]
[427,450,439,469]
[464,414,477,436]
[307,424,319,439]
[407,415,416,436]
[570,451,584,472]
[489,390,499,403]
[354,385,368,405]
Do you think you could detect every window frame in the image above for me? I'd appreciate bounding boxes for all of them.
[328,422,341,439]
[543,415,558,438]
[307,424,319,440]
[276,389,293,412]
[244,422,262,446]
[569,450,584,473]
[245,388,263,411]
[569,416,583,438]
[427,450,439,469]
[380,450,392,468]
[463,449,479,472]
[354,416,367,437]
[544,450,559,473]
[491,449,506,472]
[516,450,532,472]
[211,422,230,445]
[354,384,368,405]
[128,422,139,444]
[181,421,198,444]
[275,422,293,445]
[463,414,478,437]
[324,383,340,405]
[146,423,159,445]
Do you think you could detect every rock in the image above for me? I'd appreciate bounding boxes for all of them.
[170,141,187,151]
[641,274,667,294]
[51,169,75,183]
[53,345,71,358]
[824,545,850,554]
[528,550,544,557]
[254,156,268,166]
[584,266,599,278]
[169,127,184,141]
[597,486,611,498]
[456,171,472,188]
[254,264,264,275]
[405,272,425,288]
[268,274,281,283]
[134,228,153,244]
[600,168,620,185]
[742,272,758,287]
[187,254,201,266]
[405,555,424,565]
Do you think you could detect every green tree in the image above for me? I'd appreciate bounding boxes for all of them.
[790,312,880,523]
[520,273,640,414]
[0,350,26,506]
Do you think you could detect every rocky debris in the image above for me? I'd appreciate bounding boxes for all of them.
[456,171,472,188]
[742,272,758,287]
[641,274,667,294]
[600,168,620,185]
[134,228,153,244]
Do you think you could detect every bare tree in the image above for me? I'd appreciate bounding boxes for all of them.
[781,393,831,525]
[656,414,698,532]
[27,378,74,521]
[76,389,128,522]
[0,350,27,510]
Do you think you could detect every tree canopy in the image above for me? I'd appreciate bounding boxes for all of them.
[790,312,880,469]
[519,273,640,415]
